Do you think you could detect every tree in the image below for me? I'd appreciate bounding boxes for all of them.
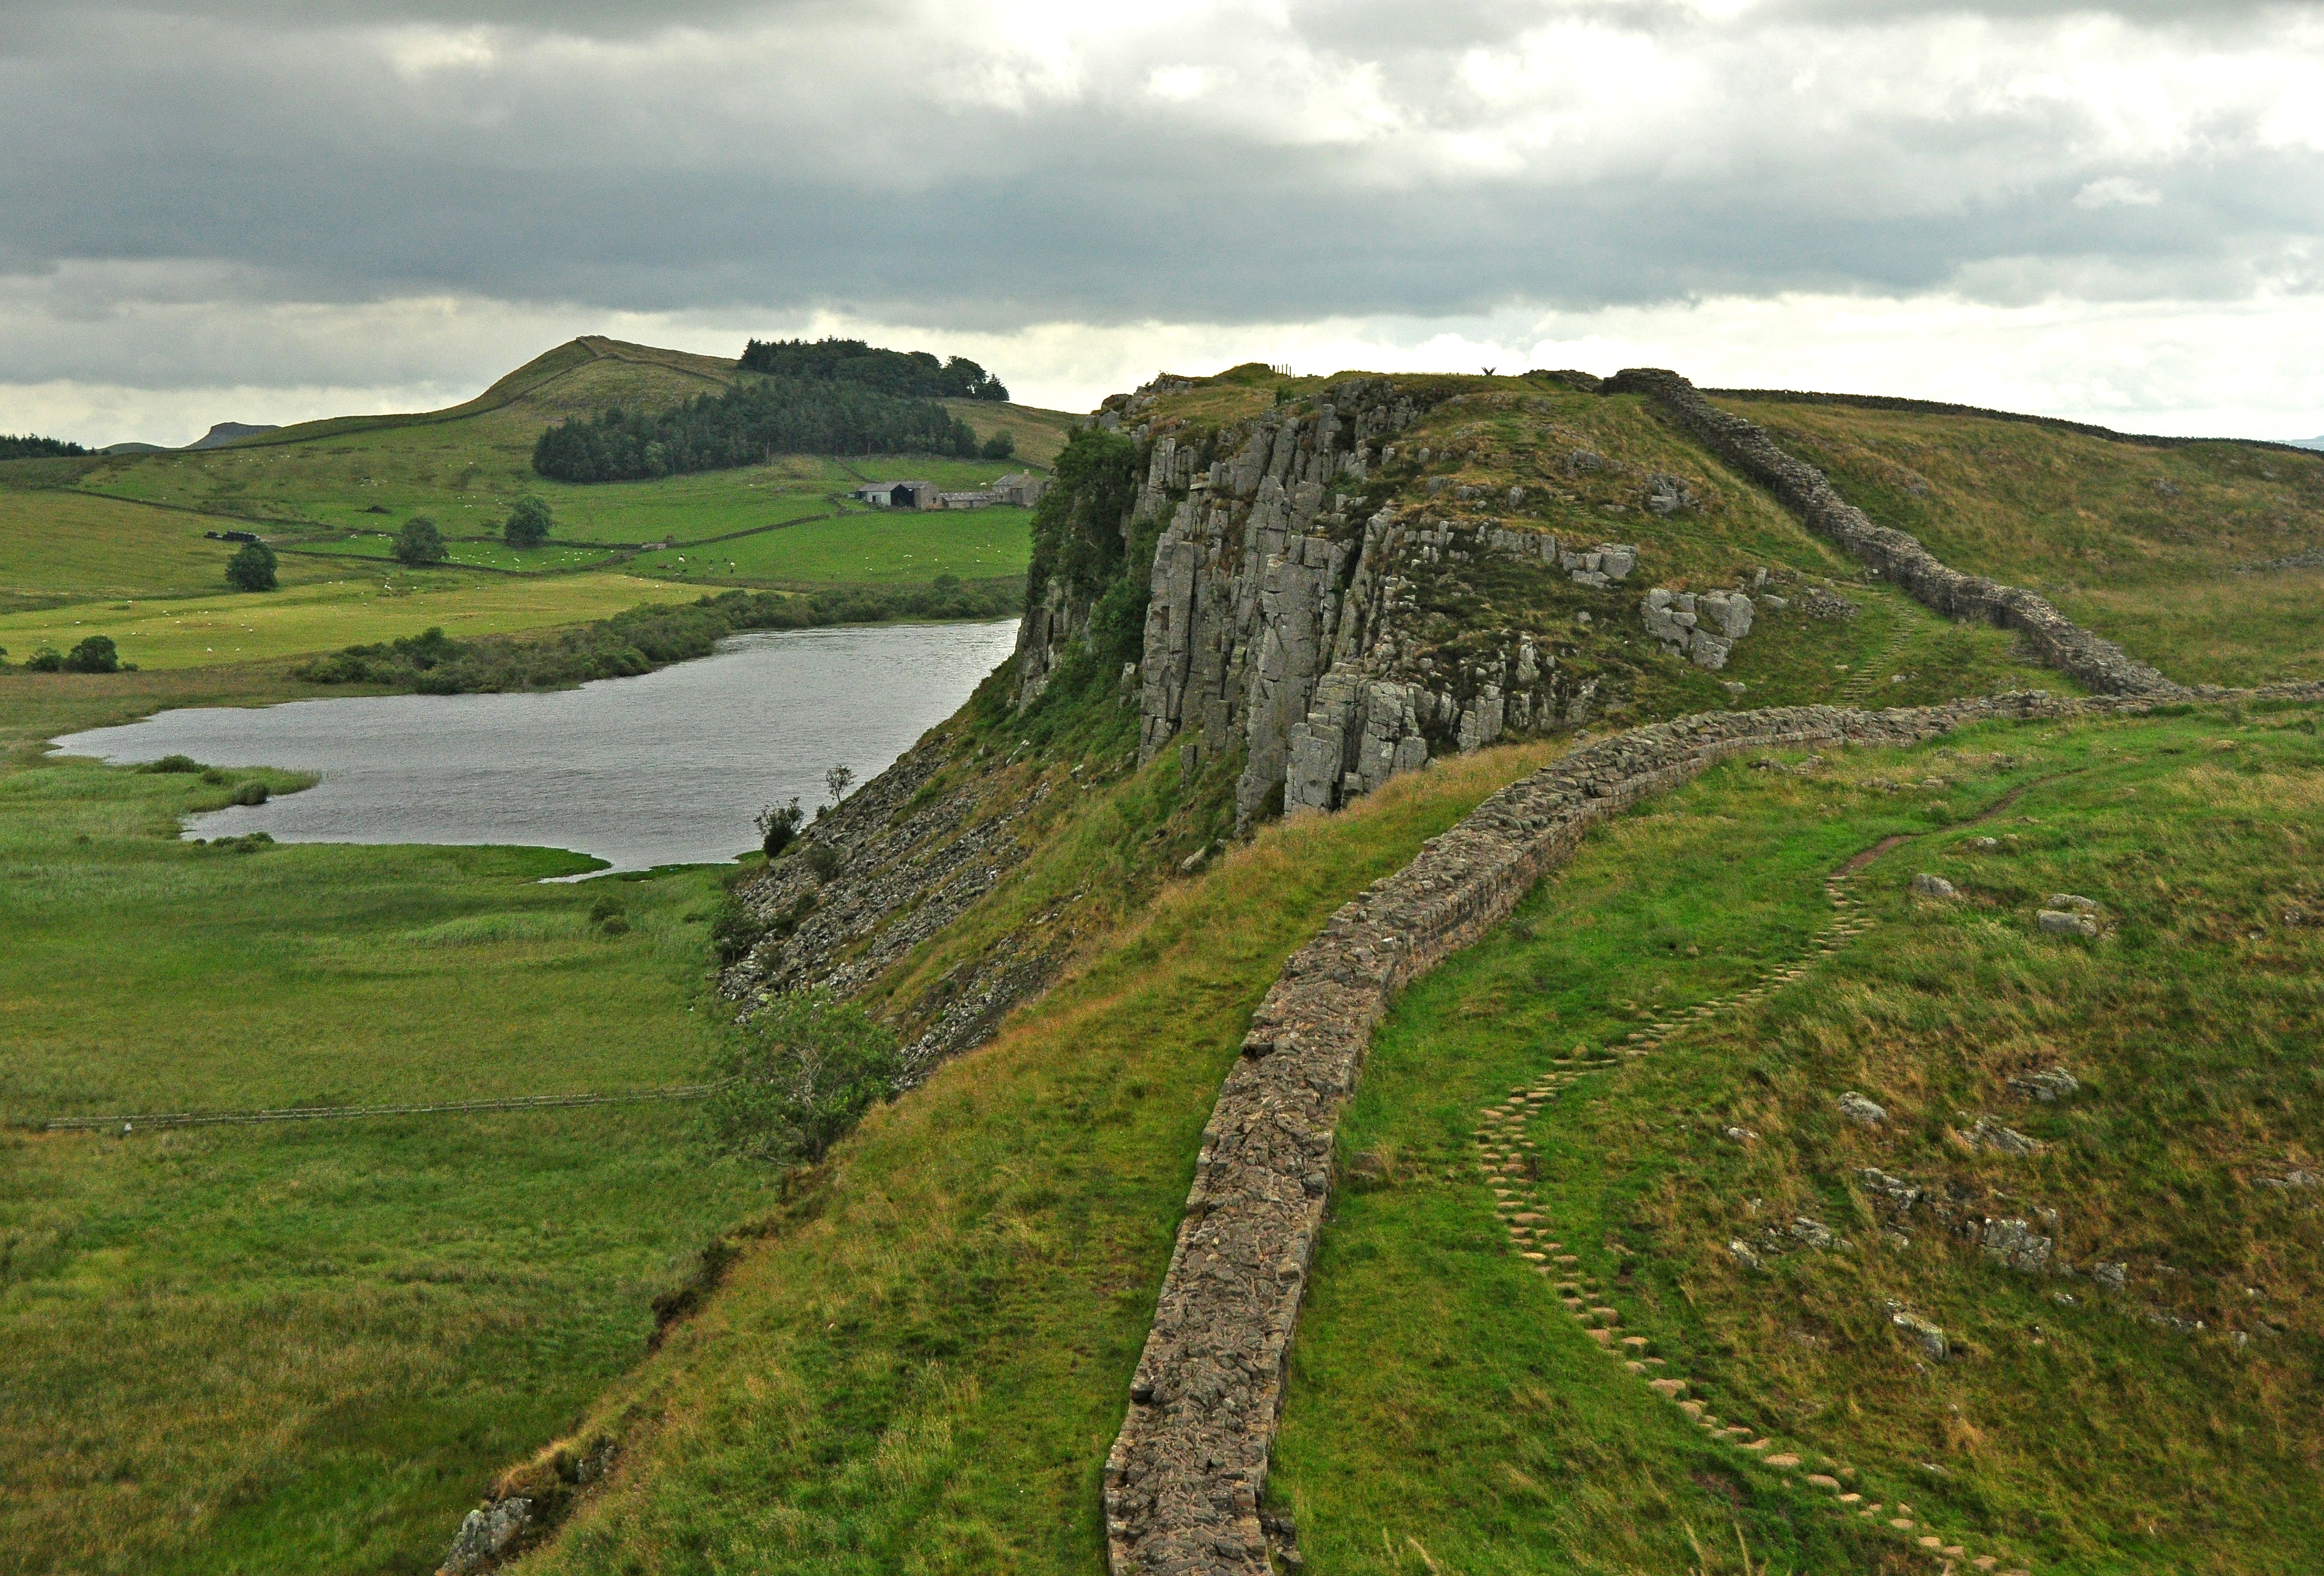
[392,515,447,566]
[824,763,854,805]
[980,431,1015,460]
[505,495,553,548]
[25,647,64,672]
[225,541,278,591]
[63,635,120,673]
[701,992,900,1167]
[755,797,803,858]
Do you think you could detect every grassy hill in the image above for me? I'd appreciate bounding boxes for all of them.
[9,356,2323,1576]
[0,336,1062,680]
[1717,395,2324,687]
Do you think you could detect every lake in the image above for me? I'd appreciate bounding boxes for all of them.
[51,620,1020,874]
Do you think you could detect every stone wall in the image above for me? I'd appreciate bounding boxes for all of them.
[1600,369,2182,697]
[1099,683,2322,1575]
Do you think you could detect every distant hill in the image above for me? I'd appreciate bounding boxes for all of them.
[187,422,280,449]
[2291,436,2324,450]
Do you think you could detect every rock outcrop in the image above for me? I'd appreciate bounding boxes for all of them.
[1600,369,2182,697]
[1128,377,1642,832]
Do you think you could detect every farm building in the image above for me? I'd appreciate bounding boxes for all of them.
[849,479,941,510]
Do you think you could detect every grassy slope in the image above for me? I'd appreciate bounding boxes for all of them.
[511,743,1560,1576]
[1275,701,2324,1575]
[1720,399,2324,687]
[0,751,769,1576]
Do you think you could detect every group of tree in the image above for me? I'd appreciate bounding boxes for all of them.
[11,634,125,672]
[532,377,988,483]
[736,337,1008,402]
[391,497,553,563]
[0,433,89,460]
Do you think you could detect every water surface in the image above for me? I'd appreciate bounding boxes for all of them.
[53,620,1019,873]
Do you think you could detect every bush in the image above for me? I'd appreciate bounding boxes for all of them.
[701,992,901,1167]
[980,431,1015,460]
[755,797,803,859]
[709,896,770,965]
[805,842,844,880]
[140,754,206,774]
[225,541,278,591]
[25,647,64,672]
[505,496,553,548]
[230,781,269,806]
[61,635,120,673]
[392,516,448,566]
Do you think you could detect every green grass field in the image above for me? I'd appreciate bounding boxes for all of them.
[1724,399,2324,686]
[622,506,1033,588]
[0,754,770,1576]
[0,572,686,670]
[1273,701,2324,1575]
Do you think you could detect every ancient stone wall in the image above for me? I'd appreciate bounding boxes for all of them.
[1600,369,2181,697]
[1100,685,2323,1575]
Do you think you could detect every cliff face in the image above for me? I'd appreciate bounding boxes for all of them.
[1117,377,1646,831]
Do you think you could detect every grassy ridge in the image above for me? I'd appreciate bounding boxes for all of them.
[1722,398,2324,686]
[509,744,1559,1575]
[1275,702,2324,1574]
[0,754,769,1575]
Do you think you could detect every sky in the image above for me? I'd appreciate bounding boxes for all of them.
[4,0,2322,445]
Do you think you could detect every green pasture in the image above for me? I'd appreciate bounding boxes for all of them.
[0,754,769,1576]
[0,572,686,670]
[623,505,1034,588]
[0,486,345,609]
[1274,702,2324,1575]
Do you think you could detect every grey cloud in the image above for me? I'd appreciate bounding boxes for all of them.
[0,0,2318,393]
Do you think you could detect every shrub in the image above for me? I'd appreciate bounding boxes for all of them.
[230,781,269,806]
[755,797,803,859]
[225,541,278,591]
[25,647,64,672]
[805,842,844,880]
[141,754,205,774]
[980,431,1015,460]
[701,992,900,1167]
[392,516,448,566]
[505,496,553,548]
[62,635,120,673]
[710,896,770,965]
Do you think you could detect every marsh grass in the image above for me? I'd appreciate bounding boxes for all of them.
[1274,703,2324,1574]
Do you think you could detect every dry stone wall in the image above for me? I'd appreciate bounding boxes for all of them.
[1100,683,2321,1576]
[1600,369,2182,697]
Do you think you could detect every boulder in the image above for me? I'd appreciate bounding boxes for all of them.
[2037,909,2101,938]
[1644,474,1697,515]
[2008,1066,2080,1102]
[1889,1308,1949,1360]
[442,1499,532,1574]
[1728,1238,1766,1271]
[2093,1261,2129,1289]
[1979,1217,2053,1273]
[1791,1216,1837,1250]
[1965,1116,2042,1156]
[1910,873,1957,899]
[2045,893,2098,912]
[1837,1091,1888,1127]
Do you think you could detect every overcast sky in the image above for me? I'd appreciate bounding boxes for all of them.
[5,0,2322,444]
